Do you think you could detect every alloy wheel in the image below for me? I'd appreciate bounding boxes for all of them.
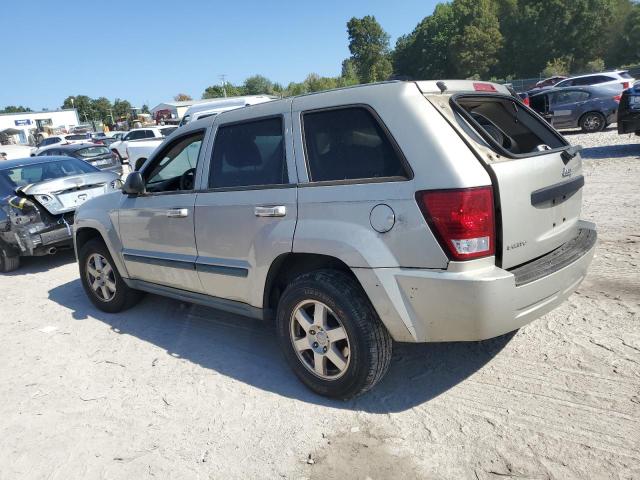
[86,253,117,302]
[289,300,351,380]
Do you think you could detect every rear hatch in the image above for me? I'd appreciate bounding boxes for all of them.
[419,81,584,269]
[75,145,117,169]
[617,84,640,134]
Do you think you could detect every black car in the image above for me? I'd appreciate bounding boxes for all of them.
[37,143,123,174]
[617,82,640,135]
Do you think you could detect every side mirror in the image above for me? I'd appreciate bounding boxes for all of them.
[122,171,145,196]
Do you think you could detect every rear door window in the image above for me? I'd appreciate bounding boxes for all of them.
[552,90,590,104]
[302,107,408,182]
[208,117,288,188]
[453,95,566,157]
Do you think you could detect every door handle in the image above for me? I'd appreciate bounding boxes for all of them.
[254,205,286,217]
[166,208,189,218]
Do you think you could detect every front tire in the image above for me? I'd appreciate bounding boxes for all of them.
[78,238,142,312]
[276,270,392,399]
[0,246,20,273]
[580,112,606,133]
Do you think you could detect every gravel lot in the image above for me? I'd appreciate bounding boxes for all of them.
[0,129,638,480]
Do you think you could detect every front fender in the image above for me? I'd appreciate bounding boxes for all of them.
[74,191,129,278]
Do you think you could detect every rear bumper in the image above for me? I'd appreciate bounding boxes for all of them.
[355,221,597,343]
[7,223,73,257]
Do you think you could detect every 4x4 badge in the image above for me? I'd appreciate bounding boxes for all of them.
[562,167,572,178]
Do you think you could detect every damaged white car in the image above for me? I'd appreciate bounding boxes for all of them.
[0,156,121,272]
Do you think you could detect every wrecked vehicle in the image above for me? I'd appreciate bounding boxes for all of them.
[0,156,120,272]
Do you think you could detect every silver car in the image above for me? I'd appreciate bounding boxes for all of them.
[73,81,597,398]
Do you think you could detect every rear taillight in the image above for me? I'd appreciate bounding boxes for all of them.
[416,187,495,261]
[523,96,530,106]
[614,95,621,103]
[622,82,630,89]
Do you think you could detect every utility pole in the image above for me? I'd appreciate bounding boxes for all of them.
[220,74,227,97]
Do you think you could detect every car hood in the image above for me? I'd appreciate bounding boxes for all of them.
[17,171,118,196]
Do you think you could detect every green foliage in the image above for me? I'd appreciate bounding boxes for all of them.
[395,0,637,79]
[585,58,606,73]
[90,97,113,123]
[112,99,132,120]
[243,75,275,95]
[542,57,573,77]
[347,16,393,82]
[202,83,246,99]
[1,105,32,113]
[62,95,93,121]
[174,93,193,101]
[141,104,150,114]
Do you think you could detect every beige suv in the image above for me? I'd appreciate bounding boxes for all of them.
[73,80,597,398]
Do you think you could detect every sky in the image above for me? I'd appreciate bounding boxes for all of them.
[1,0,438,112]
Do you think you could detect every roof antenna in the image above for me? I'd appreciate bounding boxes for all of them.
[436,81,447,94]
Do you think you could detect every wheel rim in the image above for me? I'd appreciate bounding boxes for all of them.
[584,114,602,131]
[290,300,351,380]
[86,253,117,302]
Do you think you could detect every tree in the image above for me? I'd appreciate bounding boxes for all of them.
[90,97,113,123]
[141,104,150,114]
[448,0,503,78]
[347,16,393,83]
[174,93,193,101]
[62,95,92,122]
[585,58,606,73]
[112,99,132,120]
[0,105,32,113]
[202,83,246,99]
[243,75,274,95]
[542,56,573,77]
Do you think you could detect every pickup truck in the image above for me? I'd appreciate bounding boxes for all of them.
[110,126,176,163]
[126,138,164,170]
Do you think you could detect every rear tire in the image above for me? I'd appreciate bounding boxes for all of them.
[580,112,606,133]
[0,247,20,273]
[78,238,142,313]
[275,270,392,399]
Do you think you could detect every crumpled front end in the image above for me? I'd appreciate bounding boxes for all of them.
[0,195,74,257]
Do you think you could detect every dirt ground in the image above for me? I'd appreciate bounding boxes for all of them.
[0,129,638,480]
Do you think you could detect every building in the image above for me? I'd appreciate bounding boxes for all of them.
[150,100,211,123]
[0,109,80,145]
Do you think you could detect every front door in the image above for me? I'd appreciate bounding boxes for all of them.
[118,131,205,292]
[194,103,297,308]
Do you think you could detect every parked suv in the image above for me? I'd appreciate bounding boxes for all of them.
[73,81,597,398]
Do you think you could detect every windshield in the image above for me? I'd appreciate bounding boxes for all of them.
[66,134,90,140]
[0,159,98,188]
[76,146,111,158]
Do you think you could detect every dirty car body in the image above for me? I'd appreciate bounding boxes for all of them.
[0,157,119,265]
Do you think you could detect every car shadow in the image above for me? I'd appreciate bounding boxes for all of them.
[580,143,640,159]
[48,279,514,413]
[3,249,76,276]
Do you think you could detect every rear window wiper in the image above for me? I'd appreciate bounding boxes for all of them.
[561,145,582,162]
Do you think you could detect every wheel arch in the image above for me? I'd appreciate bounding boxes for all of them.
[263,252,358,312]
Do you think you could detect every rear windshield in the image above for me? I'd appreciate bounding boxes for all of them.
[66,134,90,140]
[76,146,110,158]
[160,127,177,137]
[0,159,98,188]
[453,95,566,157]
[620,71,633,79]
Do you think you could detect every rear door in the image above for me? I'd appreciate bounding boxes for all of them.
[425,90,584,269]
[193,101,297,309]
[550,90,589,128]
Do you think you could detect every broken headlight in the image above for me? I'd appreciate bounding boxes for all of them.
[34,194,64,212]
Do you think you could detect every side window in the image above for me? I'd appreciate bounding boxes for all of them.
[302,107,408,182]
[553,90,589,104]
[208,117,288,189]
[144,130,155,138]
[145,132,204,193]
[126,131,141,141]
